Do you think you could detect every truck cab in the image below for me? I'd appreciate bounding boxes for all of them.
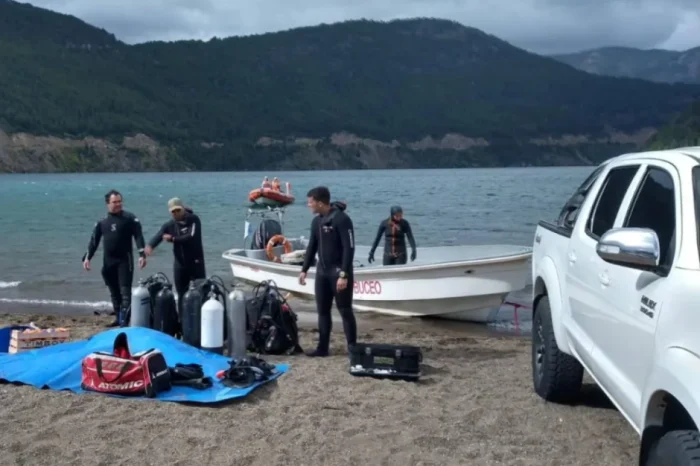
[531,147,700,465]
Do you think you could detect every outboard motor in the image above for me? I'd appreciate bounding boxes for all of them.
[130,280,152,328]
[181,281,203,348]
[153,284,179,337]
[251,219,283,250]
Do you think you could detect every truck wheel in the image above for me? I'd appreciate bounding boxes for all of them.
[531,295,583,403]
[645,430,700,466]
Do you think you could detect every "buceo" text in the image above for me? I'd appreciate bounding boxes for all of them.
[353,280,382,295]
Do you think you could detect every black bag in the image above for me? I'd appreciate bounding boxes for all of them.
[348,343,422,381]
[245,280,303,355]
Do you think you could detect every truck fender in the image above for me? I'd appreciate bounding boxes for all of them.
[642,347,700,431]
[534,255,572,354]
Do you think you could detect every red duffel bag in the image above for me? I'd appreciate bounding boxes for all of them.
[80,332,172,397]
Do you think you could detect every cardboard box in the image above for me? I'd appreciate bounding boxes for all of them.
[9,327,71,354]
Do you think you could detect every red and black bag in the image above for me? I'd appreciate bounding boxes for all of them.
[80,332,172,397]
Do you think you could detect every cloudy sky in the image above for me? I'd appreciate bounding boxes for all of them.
[26,0,700,54]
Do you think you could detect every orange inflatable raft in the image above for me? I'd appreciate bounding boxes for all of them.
[248,187,295,207]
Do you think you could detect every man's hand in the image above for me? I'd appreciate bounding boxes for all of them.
[337,277,348,291]
[368,252,374,264]
[83,259,91,271]
[163,233,173,242]
[411,249,417,262]
[144,245,153,257]
[299,272,307,286]
[139,257,147,269]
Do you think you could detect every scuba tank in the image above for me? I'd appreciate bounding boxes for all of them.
[226,289,248,359]
[130,279,152,328]
[201,293,225,354]
[153,284,179,337]
[181,281,203,348]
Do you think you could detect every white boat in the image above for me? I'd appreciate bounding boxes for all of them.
[222,207,532,322]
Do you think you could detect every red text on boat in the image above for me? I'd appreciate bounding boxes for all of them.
[353,280,382,295]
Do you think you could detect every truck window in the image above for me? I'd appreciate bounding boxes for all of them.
[556,164,606,230]
[585,165,640,239]
[693,166,700,265]
[623,167,676,269]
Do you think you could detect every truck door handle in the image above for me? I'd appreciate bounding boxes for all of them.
[568,252,577,264]
[598,272,610,286]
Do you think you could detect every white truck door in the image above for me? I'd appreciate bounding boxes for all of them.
[594,161,679,425]
[565,162,642,367]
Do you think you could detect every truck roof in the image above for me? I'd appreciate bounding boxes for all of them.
[607,146,700,166]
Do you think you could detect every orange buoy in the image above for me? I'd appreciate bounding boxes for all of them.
[266,235,293,262]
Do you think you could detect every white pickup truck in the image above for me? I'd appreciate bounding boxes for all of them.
[531,147,700,465]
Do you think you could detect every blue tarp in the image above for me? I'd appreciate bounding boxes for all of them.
[0,326,288,404]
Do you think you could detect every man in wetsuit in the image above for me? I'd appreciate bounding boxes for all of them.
[299,186,358,357]
[144,198,206,312]
[368,205,417,266]
[82,190,147,327]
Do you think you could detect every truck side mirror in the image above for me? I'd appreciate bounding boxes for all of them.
[596,227,660,271]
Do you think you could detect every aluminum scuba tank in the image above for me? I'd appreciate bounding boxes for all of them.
[153,284,179,337]
[181,281,203,348]
[130,279,152,328]
[201,294,225,354]
[226,289,248,359]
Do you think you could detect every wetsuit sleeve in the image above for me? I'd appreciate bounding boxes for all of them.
[172,215,201,243]
[83,221,102,261]
[404,220,417,251]
[130,215,146,258]
[338,214,355,274]
[148,221,170,249]
[301,218,319,273]
[369,221,385,255]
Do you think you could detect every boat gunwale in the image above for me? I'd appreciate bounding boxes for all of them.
[222,247,532,275]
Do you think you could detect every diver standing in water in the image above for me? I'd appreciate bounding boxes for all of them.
[368,205,417,266]
[82,190,147,327]
[299,186,358,357]
[144,197,206,313]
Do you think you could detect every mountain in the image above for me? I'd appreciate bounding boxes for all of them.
[1,1,700,172]
[551,46,700,84]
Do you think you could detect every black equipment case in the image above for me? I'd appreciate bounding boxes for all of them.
[348,343,422,381]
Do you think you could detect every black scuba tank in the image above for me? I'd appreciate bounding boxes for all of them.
[153,284,179,337]
[181,281,203,348]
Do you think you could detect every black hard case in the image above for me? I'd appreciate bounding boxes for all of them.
[348,343,422,381]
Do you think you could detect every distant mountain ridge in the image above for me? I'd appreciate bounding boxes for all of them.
[1,1,700,172]
[551,46,700,84]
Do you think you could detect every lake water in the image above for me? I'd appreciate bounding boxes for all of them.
[0,167,592,317]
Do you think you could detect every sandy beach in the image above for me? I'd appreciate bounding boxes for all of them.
[0,299,637,466]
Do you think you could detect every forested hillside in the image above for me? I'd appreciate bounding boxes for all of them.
[1,0,699,172]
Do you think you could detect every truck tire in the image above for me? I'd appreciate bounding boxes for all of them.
[531,295,583,403]
[645,430,700,465]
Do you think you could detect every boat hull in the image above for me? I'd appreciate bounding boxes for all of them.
[223,244,532,323]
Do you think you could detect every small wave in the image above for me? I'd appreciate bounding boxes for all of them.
[0,281,21,289]
[0,297,112,309]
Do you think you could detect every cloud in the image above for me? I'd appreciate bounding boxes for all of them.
[25,0,700,54]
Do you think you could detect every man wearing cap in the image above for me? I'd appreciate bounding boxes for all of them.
[145,198,206,311]
[367,205,417,266]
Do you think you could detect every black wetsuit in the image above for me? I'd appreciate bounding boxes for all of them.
[301,202,358,355]
[148,209,206,311]
[83,211,146,325]
[369,218,417,265]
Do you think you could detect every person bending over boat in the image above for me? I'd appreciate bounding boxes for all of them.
[299,186,358,357]
[144,198,206,313]
[368,205,417,266]
[82,190,147,327]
